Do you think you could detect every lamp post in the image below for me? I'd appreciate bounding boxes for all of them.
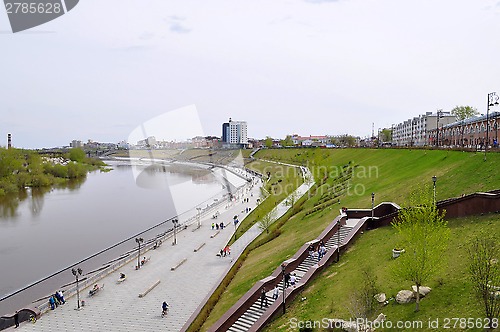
[281,264,286,315]
[485,92,499,160]
[461,120,465,150]
[172,219,179,245]
[432,176,437,205]
[436,110,443,147]
[71,268,83,310]
[196,207,202,229]
[135,237,143,269]
[411,119,415,147]
[371,192,375,220]
[337,218,341,262]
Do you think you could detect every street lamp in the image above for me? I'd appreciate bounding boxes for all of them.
[135,237,143,269]
[485,92,499,160]
[371,192,375,220]
[337,218,341,262]
[436,110,443,147]
[196,207,202,229]
[172,219,179,245]
[71,267,83,310]
[281,264,286,315]
[432,176,437,205]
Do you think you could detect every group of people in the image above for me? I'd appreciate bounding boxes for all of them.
[49,290,65,310]
[308,241,327,261]
[218,245,231,257]
[211,222,225,230]
[284,272,297,288]
[260,285,281,308]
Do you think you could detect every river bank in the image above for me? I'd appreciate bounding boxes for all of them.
[0,158,251,317]
[0,148,106,196]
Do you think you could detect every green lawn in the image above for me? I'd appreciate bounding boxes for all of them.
[264,214,500,331]
[192,148,500,331]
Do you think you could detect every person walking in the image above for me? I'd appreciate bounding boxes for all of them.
[49,296,55,310]
[56,290,65,304]
[260,288,268,308]
[162,301,169,317]
[273,285,279,300]
[285,272,290,288]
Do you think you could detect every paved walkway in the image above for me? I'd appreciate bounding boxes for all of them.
[12,164,314,332]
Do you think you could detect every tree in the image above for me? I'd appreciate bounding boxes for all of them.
[380,129,392,143]
[280,135,294,147]
[467,233,500,325]
[348,267,380,320]
[69,148,86,163]
[338,135,357,148]
[392,187,449,312]
[286,190,299,207]
[451,105,479,121]
[264,136,273,149]
[258,209,277,234]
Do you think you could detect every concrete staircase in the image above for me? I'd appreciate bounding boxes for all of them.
[226,226,353,332]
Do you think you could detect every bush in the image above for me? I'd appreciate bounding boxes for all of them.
[68,148,85,163]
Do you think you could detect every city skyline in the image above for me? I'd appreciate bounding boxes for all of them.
[1,0,500,148]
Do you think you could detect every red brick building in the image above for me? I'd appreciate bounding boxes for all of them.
[427,111,500,148]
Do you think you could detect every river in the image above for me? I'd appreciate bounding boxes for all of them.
[0,159,244,315]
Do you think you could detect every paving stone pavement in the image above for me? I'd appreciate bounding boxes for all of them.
[13,180,262,332]
[12,165,314,332]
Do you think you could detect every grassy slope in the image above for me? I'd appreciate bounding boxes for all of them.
[265,214,500,331]
[196,148,500,331]
[256,148,500,207]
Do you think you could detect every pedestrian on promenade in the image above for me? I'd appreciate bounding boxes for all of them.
[211,223,215,229]
[49,296,56,310]
[219,222,224,229]
[56,290,65,304]
[290,273,297,288]
[53,293,60,307]
[273,285,279,300]
[219,249,224,258]
[285,272,290,288]
[260,288,268,308]
[216,223,219,230]
[14,311,19,328]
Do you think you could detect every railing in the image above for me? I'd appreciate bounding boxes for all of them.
[207,189,500,332]
[0,164,256,330]
[207,215,369,332]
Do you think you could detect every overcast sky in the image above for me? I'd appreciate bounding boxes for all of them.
[1,0,500,148]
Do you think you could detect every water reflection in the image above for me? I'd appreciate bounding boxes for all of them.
[0,177,86,220]
[0,194,19,219]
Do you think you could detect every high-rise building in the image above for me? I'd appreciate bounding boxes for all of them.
[222,118,248,147]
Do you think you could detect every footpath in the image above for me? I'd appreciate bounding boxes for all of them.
[11,165,313,332]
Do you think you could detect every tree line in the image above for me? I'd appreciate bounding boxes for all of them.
[0,148,105,196]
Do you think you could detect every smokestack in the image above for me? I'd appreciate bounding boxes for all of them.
[7,133,11,149]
